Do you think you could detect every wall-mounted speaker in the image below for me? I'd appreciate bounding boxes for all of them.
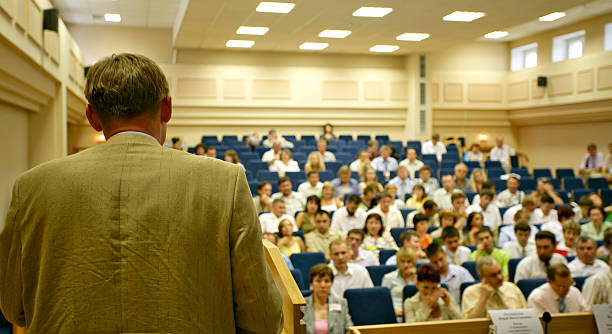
[537,76,547,87]
[43,8,59,32]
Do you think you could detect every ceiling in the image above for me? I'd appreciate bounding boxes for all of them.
[52,0,612,55]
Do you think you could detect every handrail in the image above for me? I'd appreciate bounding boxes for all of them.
[263,239,307,334]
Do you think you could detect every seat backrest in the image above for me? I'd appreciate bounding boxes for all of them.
[390,228,410,246]
[509,258,522,283]
[533,168,553,179]
[574,276,588,291]
[556,168,575,179]
[379,249,398,265]
[318,170,335,182]
[344,287,397,325]
[290,268,306,291]
[516,278,547,299]
[461,261,478,280]
[485,160,502,169]
[588,177,608,190]
[573,189,591,202]
[564,177,585,191]
[602,188,612,206]
[289,252,326,282]
[366,265,397,286]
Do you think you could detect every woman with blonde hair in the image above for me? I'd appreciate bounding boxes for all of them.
[277,219,306,257]
[320,182,343,212]
[305,151,326,173]
[382,247,418,316]
[224,149,244,168]
[469,168,487,193]
[270,149,300,177]
[359,166,383,193]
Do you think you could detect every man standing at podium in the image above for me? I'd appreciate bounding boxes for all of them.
[0,53,283,333]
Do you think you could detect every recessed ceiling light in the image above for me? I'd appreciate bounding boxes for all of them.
[319,29,352,38]
[236,26,269,35]
[370,45,399,53]
[352,7,392,18]
[226,40,255,48]
[442,11,486,22]
[256,2,295,14]
[538,12,566,22]
[484,31,509,39]
[299,42,328,50]
[104,13,121,22]
[396,33,430,41]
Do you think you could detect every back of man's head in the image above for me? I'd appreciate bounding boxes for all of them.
[85,53,169,125]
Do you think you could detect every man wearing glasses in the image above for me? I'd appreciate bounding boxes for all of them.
[527,263,588,314]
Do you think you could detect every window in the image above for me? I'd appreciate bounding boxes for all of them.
[511,43,538,71]
[552,30,585,62]
[605,22,612,51]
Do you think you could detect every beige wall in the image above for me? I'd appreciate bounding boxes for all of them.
[0,103,29,227]
[68,25,174,65]
[429,42,509,72]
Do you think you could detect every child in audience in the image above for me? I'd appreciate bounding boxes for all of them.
[430,211,457,240]
[361,213,398,257]
[406,184,427,210]
[463,212,484,246]
[414,213,433,249]
[277,219,306,257]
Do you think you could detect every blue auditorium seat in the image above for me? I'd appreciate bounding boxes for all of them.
[290,252,326,282]
[485,160,502,169]
[379,249,397,265]
[290,268,307,290]
[400,209,416,223]
[564,177,585,191]
[357,135,371,142]
[461,261,478,280]
[574,276,588,291]
[390,228,410,246]
[460,281,480,300]
[366,265,397,286]
[246,160,268,171]
[326,162,343,174]
[487,168,505,179]
[301,135,316,142]
[517,278,546,299]
[588,177,608,190]
[318,170,334,182]
[440,161,457,169]
[465,191,477,204]
[602,189,612,206]
[533,168,553,179]
[556,168,575,179]
[344,287,397,325]
[519,178,536,192]
[509,258,522,282]
[255,146,268,157]
[375,135,390,144]
[222,135,238,142]
[339,135,353,142]
[465,161,480,169]
[573,189,591,202]
[256,171,279,183]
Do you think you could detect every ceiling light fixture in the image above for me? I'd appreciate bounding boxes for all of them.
[299,42,328,50]
[256,2,295,14]
[319,29,352,38]
[104,13,121,22]
[442,11,486,22]
[538,12,566,22]
[396,33,430,41]
[484,31,509,39]
[369,45,399,53]
[352,7,392,18]
[226,40,255,48]
[236,26,270,35]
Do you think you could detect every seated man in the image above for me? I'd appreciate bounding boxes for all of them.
[371,145,398,178]
[259,199,297,233]
[515,231,568,282]
[386,230,428,265]
[442,227,472,265]
[388,165,413,201]
[542,204,574,246]
[421,133,446,162]
[454,163,473,194]
[367,192,404,231]
[534,194,558,225]
[471,227,511,280]
[581,253,612,306]
[305,210,344,261]
[432,174,466,212]
[556,220,581,257]
[471,180,496,207]
[262,129,294,148]
[462,257,526,318]
[261,140,282,165]
[527,263,588,315]
[349,149,372,175]
[414,165,440,197]
[297,170,323,198]
[331,195,367,233]
[345,229,379,267]
[489,136,515,171]
[498,209,539,248]
[399,147,424,179]
[204,146,217,158]
[328,239,374,298]
[427,242,475,304]
[271,177,305,217]
[450,192,468,230]
[502,195,539,226]
[568,236,610,277]
[532,177,564,205]
[315,139,336,162]
[331,166,361,197]
[466,189,501,231]
[502,221,536,259]
[407,200,439,227]
[496,174,525,208]
[578,143,604,178]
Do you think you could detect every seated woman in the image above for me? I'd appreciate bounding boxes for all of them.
[384,184,406,210]
[469,168,486,193]
[464,143,484,166]
[270,149,300,177]
[582,206,612,241]
[296,195,321,234]
[382,247,417,316]
[278,219,306,257]
[359,166,383,193]
[224,149,244,168]
[361,213,398,257]
[320,182,343,212]
[463,212,484,246]
[320,123,337,141]
[405,184,427,210]
[305,151,326,174]
[430,211,459,240]
[302,263,353,334]
[403,263,463,323]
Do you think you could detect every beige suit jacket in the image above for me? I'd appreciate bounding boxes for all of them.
[0,132,283,333]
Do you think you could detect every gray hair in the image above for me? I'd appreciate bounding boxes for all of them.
[476,256,499,276]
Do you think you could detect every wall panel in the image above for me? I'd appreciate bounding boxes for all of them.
[0,0,14,17]
[364,81,385,101]
[252,79,290,100]
[322,80,358,100]
[27,0,42,46]
[577,69,594,93]
[548,73,573,97]
[443,83,463,102]
[390,81,408,101]
[468,83,502,103]
[176,78,216,98]
[598,65,612,90]
[222,79,246,99]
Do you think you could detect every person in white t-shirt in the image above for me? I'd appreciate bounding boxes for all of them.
[269,149,300,176]
[489,136,515,171]
[315,139,336,163]
[261,140,282,165]
[329,239,374,298]
[442,227,472,266]
[349,149,373,175]
[432,174,465,212]
[421,133,447,162]
[533,194,557,225]
[502,195,539,227]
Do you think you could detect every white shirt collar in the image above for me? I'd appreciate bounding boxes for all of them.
[119,131,159,143]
